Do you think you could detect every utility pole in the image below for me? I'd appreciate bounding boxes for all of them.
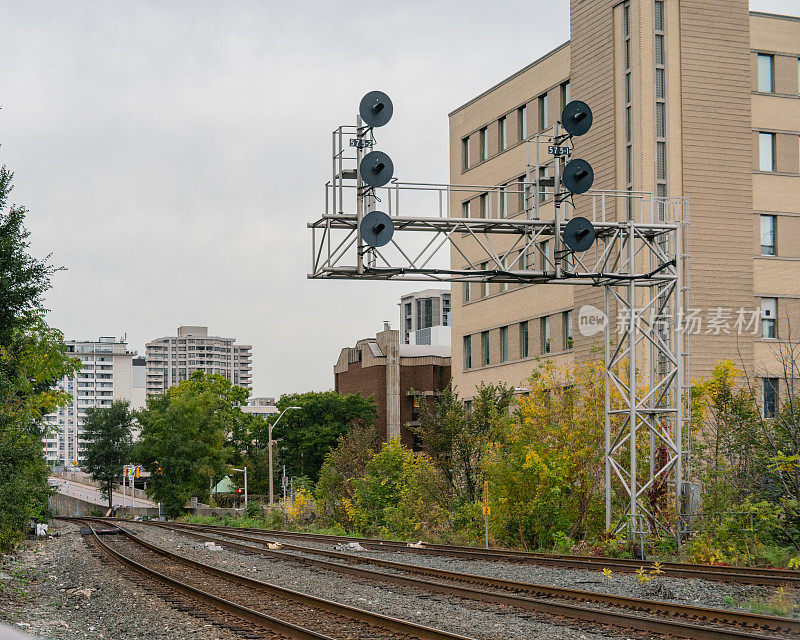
[267,406,301,506]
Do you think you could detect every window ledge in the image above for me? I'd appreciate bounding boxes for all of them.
[752,91,800,99]
[753,170,800,177]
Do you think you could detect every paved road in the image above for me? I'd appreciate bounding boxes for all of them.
[50,477,156,508]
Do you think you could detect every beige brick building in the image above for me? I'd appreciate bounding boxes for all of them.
[450,2,800,415]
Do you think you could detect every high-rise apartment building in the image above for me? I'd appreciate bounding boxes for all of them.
[43,336,143,467]
[400,289,451,346]
[449,2,800,413]
[145,326,252,394]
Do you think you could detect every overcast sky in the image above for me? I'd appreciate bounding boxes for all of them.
[1,1,795,397]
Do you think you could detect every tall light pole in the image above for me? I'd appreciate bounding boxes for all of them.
[268,406,300,506]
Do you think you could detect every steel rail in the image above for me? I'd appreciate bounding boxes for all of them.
[163,521,800,587]
[146,520,800,638]
[82,524,334,640]
[80,521,478,640]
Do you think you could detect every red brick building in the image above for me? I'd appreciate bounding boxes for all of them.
[334,322,451,449]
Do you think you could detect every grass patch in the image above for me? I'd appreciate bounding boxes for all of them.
[747,588,797,617]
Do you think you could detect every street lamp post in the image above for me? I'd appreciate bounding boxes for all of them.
[268,406,300,506]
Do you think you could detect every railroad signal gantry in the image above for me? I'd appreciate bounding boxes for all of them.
[307,92,691,539]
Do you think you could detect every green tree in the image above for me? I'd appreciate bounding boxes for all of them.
[0,165,78,550]
[268,391,377,483]
[350,439,446,538]
[80,400,134,511]
[414,382,513,504]
[316,421,379,523]
[484,360,606,549]
[135,372,249,517]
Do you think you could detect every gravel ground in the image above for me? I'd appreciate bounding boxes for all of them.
[123,521,680,640]
[0,521,243,640]
[172,526,786,614]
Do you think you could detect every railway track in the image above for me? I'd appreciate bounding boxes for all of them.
[116,519,800,640]
[162,520,800,587]
[78,520,478,640]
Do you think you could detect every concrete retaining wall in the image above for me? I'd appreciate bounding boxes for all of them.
[49,493,159,518]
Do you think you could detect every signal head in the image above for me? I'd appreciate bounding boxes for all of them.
[562,216,596,253]
[359,150,394,188]
[359,91,393,128]
[360,210,394,248]
[562,158,594,194]
[561,100,593,137]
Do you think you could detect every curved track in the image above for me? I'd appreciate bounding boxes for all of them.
[162,521,800,587]
[79,520,477,640]
[118,519,800,640]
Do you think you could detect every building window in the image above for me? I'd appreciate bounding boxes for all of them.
[481,262,489,297]
[518,106,527,141]
[498,185,507,218]
[759,132,775,171]
[411,395,422,421]
[541,317,550,354]
[538,93,548,130]
[462,137,469,170]
[540,240,550,271]
[561,80,570,109]
[416,298,437,330]
[656,141,667,180]
[517,175,526,213]
[500,256,508,291]
[763,378,778,418]
[761,215,776,256]
[500,326,509,362]
[480,193,488,218]
[463,281,471,303]
[656,102,666,138]
[761,297,777,339]
[563,310,573,350]
[655,33,664,65]
[481,331,490,366]
[758,54,774,93]
[480,127,488,161]
[462,200,470,218]
[463,335,472,369]
[520,321,529,358]
[498,116,507,151]
[623,1,633,203]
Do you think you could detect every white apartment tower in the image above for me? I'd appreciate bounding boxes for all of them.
[43,336,142,467]
[145,325,252,395]
[400,289,451,346]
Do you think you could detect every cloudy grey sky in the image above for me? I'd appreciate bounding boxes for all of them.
[1,1,795,397]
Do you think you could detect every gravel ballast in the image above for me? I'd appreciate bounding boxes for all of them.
[0,521,242,640]
[125,521,720,640]
[162,525,785,614]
